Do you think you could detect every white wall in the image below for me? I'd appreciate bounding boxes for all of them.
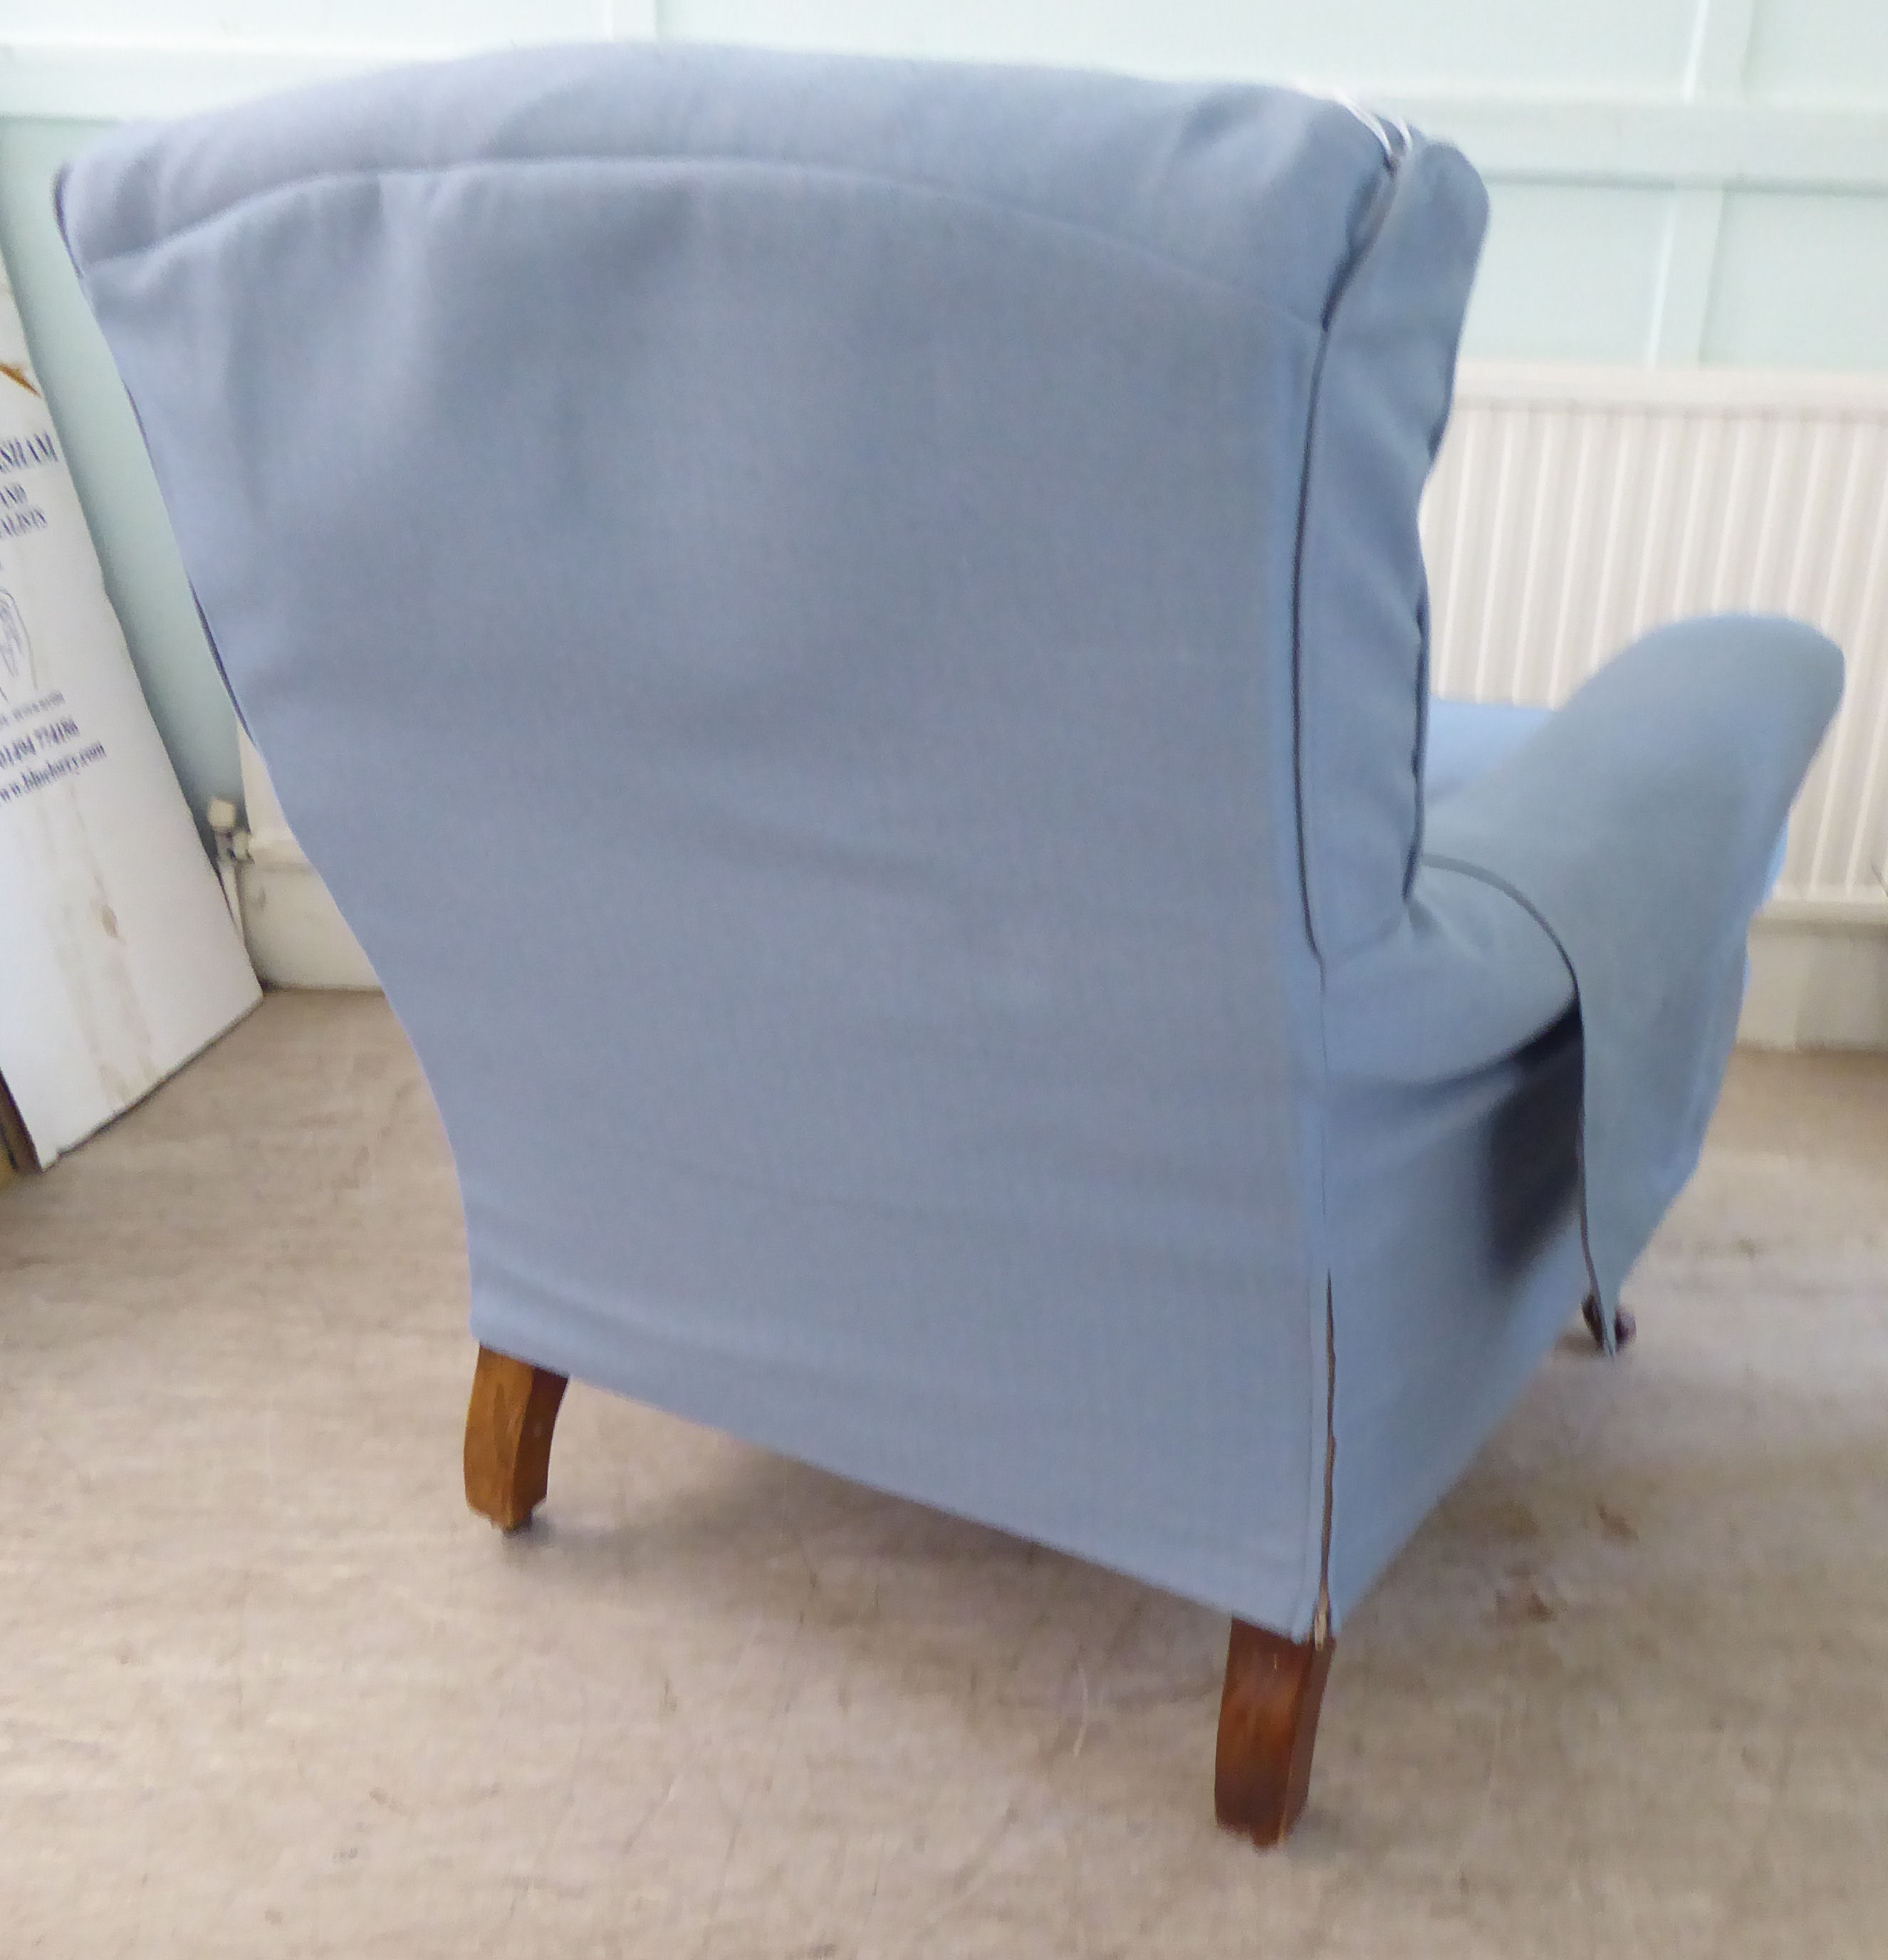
[0,0,1884,820]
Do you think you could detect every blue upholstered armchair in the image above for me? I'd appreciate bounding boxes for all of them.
[60,46,1840,1844]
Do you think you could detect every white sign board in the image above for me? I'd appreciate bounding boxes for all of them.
[0,261,259,1167]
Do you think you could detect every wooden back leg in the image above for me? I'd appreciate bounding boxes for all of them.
[463,1344,1334,1842]
[1214,1618,1335,1847]
[464,1345,568,1531]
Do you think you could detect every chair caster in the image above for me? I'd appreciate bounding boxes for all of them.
[1581,1293,1636,1351]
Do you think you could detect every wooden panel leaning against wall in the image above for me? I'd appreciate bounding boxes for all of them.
[0,1069,31,1184]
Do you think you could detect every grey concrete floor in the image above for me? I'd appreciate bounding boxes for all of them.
[1,993,1885,1957]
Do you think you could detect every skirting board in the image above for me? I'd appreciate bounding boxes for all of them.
[235,857,379,991]
[234,727,378,990]
[1741,913,1888,1052]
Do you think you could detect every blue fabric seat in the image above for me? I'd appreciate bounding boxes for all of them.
[1427,698,1552,804]
[56,43,1842,1841]
[1429,697,1791,899]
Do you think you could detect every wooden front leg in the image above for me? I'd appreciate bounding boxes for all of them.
[1214,1618,1335,1847]
[464,1345,568,1531]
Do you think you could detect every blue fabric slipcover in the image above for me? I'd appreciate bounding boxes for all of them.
[58,46,1841,1638]
[1427,699,1550,803]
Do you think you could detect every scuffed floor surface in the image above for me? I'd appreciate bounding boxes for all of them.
[2,993,1885,1957]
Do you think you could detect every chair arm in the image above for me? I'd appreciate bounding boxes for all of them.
[1419,614,1843,1321]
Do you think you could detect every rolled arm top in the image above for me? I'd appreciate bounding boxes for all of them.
[1422,613,1843,1317]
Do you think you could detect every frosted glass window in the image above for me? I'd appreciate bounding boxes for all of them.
[1708,193,1888,371]
[1746,0,1888,100]
[1459,185,1669,365]
[667,0,1696,92]
[0,4,612,46]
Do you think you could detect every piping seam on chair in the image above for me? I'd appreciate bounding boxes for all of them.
[1313,1276,1336,1647]
[1286,137,1404,1635]
[1288,137,1406,964]
[1422,847,1610,1336]
[70,151,1349,337]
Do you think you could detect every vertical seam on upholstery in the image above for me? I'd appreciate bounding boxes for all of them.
[1287,140,1405,1637]
[1288,313,1336,1636]
[1291,142,1404,961]
[1314,1276,1336,1646]
[1425,845,1605,1338]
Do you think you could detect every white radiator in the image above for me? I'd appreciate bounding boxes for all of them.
[1424,365,1888,924]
